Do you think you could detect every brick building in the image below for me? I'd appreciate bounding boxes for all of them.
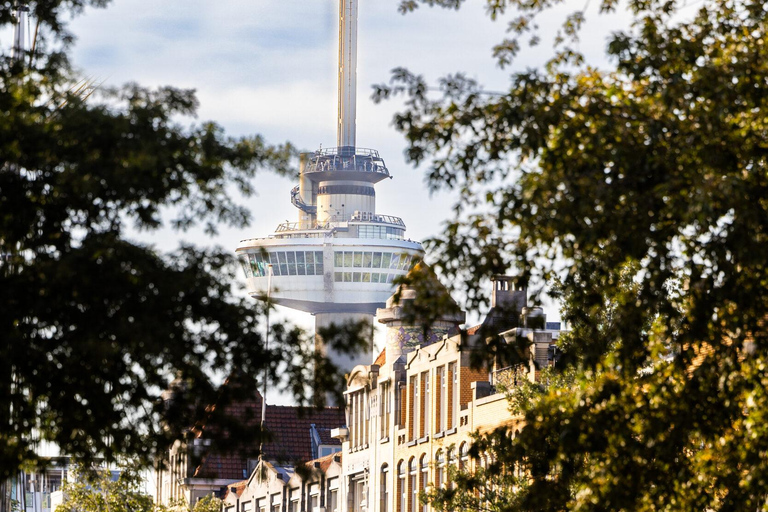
[224,273,562,512]
[155,390,344,508]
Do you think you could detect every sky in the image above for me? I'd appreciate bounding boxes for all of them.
[14,0,630,401]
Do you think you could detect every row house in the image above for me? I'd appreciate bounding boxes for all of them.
[156,390,344,508]
[222,272,561,512]
[336,273,562,512]
[224,454,342,512]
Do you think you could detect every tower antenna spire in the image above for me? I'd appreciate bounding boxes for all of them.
[337,0,358,149]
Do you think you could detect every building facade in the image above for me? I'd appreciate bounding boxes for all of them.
[225,275,562,512]
[155,391,344,508]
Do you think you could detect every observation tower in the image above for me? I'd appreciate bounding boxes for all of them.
[236,0,424,370]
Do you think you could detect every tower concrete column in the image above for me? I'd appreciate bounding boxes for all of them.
[315,312,375,375]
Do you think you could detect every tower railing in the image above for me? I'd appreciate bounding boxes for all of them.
[304,147,389,177]
[274,214,406,233]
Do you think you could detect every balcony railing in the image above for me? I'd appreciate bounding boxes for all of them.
[274,214,406,233]
[304,146,390,177]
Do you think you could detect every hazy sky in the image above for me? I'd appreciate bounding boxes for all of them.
[23,0,629,400]
[63,0,626,250]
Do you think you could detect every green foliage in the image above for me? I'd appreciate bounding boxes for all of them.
[0,1,359,479]
[503,365,577,416]
[56,462,160,512]
[190,495,222,512]
[384,0,768,509]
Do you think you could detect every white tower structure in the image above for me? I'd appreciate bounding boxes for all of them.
[236,0,424,371]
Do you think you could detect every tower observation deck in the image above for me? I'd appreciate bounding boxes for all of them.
[236,0,424,371]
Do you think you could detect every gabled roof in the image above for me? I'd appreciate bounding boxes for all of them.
[195,453,250,480]
[223,480,247,501]
[191,390,345,480]
[263,405,345,462]
[305,452,342,474]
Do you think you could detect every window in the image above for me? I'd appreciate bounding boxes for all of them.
[411,376,419,440]
[270,493,281,512]
[288,488,300,512]
[447,448,456,489]
[459,442,469,470]
[409,458,418,512]
[349,390,368,450]
[398,460,406,512]
[286,251,296,275]
[381,464,389,512]
[353,479,366,512]
[381,382,391,439]
[435,450,445,489]
[240,255,252,279]
[436,366,446,433]
[422,372,430,437]
[448,362,458,430]
[328,480,339,512]
[309,483,319,512]
[420,454,429,512]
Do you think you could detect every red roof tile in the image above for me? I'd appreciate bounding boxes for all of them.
[466,324,482,335]
[263,405,345,462]
[223,480,247,499]
[192,390,345,480]
[304,452,342,474]
[373,348,386,367]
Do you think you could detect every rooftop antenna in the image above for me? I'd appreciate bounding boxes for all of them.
[258,264,273,464]
[337,0,358,150]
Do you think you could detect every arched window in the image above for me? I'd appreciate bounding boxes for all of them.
[409,457,418,512]
[398,460,406,512]
[435,450,445,489]
[446,447,457,490]
[459,442,469,470]
[420,454,429,512]
[381,464,389,512]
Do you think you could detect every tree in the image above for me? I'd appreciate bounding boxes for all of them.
[56,462,159,512]
[0,0,340,478]
[190,495,222,512]
[379,0,768,509]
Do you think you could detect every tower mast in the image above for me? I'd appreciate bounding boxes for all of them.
[237,0,423,380]
[337,0,358,149]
